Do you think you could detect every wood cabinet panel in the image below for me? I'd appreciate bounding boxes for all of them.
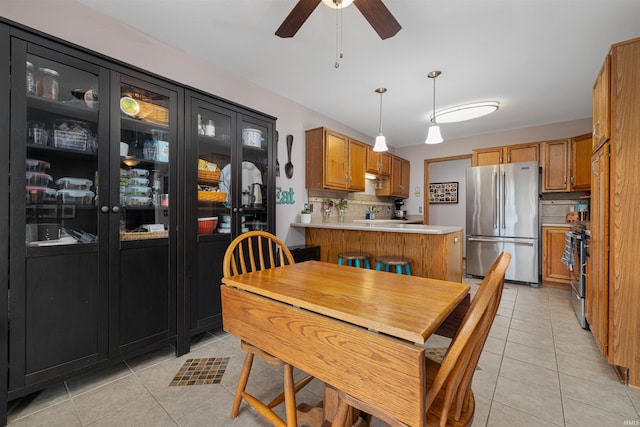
[375,155,410,198]
[541,226,572,286]
[589,144,609,359]
[571,133,592,191]
[542,140,570,192]
[306,127,366,191]
[472,143,538,166]
[592,55,610,151]
[366,146,391,177]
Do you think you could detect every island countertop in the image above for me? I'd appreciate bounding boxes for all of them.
[291,220,462,235]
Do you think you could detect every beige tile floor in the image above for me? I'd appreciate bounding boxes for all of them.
[7,278,640,427]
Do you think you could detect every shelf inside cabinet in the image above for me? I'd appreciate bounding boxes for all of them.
[27,95,99,122]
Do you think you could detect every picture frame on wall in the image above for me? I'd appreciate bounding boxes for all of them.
[429,182,458,204]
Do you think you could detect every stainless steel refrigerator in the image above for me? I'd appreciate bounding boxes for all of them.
[466,161,539,285]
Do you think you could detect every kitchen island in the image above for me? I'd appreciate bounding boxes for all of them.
[291,221,463,282]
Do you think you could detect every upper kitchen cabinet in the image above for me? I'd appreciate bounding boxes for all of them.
[305,127,366,192]
[541,134,592,193]
[541,139,570,192]
[365,145,391,177]
[592,55,610,152]
[472,143,539,166]
[375,155,410,198]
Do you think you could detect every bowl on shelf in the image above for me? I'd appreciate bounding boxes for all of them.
[198,217,218,234]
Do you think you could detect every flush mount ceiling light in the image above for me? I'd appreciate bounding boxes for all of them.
[425,70,443,145]
[430,101,500,124]
[373,87,389,152]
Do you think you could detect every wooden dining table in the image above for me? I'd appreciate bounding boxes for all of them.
[221,260,470,426]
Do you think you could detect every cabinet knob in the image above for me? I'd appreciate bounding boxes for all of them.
[112,206,120,213]
[233,207,238,213]
[100,205,109,213]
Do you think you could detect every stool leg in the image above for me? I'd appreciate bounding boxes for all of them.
[338,257,343,265]
[365,259,371,269]
[396,265,402,274]
[385,264,390,272]
[347,259,353,267]
[375,262,382,271]
[355,259,361,268]
[405,265,411,275]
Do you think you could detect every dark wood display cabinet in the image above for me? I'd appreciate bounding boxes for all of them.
[0,19,277,424]
[181,91,275,354]
[4,26,180,404]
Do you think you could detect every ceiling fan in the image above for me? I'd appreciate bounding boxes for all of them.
[275,0,402,40]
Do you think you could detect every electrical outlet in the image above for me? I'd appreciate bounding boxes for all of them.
[304,203,309,211]
[419,206,423,213]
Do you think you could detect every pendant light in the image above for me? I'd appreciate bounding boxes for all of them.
[425,70,443,145]
[373,88,388,152]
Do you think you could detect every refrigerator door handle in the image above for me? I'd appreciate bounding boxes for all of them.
[501,169,506,229]
[468,237,501,243]
[493,171,498,229]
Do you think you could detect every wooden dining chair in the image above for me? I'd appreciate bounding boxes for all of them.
[331,251,512,427]
[223,231,313,427]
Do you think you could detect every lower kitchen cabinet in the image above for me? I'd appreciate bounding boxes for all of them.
[541,226,572,287]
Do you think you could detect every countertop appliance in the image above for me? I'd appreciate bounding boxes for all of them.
[393,198,407,219]
[466,161,539,285]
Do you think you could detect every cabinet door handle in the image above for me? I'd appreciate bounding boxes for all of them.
[593,121,601,140]
[100,205,109,213]
[112,206,120,213]
[564,176,567,184]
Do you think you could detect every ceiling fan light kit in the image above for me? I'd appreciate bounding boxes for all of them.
[276,0,401,40]
[432,101,500,123]
[373,87,388,152]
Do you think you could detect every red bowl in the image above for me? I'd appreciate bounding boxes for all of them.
[198,217,218,234]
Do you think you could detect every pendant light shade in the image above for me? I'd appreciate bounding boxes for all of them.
[425,125,443,144]
[425,70,443,145]
[373,88,388,152]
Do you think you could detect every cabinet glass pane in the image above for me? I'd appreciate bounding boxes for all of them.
[25,54,99,247]
[197,106,232,235]
[119,83,170,241]
[240,120,269,233]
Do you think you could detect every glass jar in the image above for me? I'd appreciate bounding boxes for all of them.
[26,61,36,95]
[37,67,60,100]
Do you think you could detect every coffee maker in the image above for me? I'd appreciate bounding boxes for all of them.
[393,198,407,219]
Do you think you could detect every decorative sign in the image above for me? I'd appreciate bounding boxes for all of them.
[276,187,295,204]
[429,182,458,204]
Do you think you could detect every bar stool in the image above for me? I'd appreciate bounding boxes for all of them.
[375,256,412,275]
[338,252,371,269]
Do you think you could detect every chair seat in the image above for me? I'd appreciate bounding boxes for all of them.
[338,252,371,269]
[375,256,412,275]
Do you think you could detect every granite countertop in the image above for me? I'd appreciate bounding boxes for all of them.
[291,220,462,235]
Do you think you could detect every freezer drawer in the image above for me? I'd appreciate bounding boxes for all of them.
[466,236,539,285]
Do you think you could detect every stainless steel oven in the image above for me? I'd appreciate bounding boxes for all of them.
[569,229,589,329]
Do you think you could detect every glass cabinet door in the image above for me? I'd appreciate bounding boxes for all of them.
[196,102,233,236]
[239,116,272,234]
[117,82,171,242]
[24,53,100,248]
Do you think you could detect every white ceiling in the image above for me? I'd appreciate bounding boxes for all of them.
[76,0,640,148]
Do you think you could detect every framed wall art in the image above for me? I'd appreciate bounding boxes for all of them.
[429,181,458,204]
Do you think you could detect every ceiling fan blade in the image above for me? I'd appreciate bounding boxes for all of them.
[353,0,402,40]
[275,0,322,38]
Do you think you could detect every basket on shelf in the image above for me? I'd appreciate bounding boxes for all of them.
[120,230,169,241]
[137,100,169,126]
[198,191,226,202]
[198,169,220,184]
